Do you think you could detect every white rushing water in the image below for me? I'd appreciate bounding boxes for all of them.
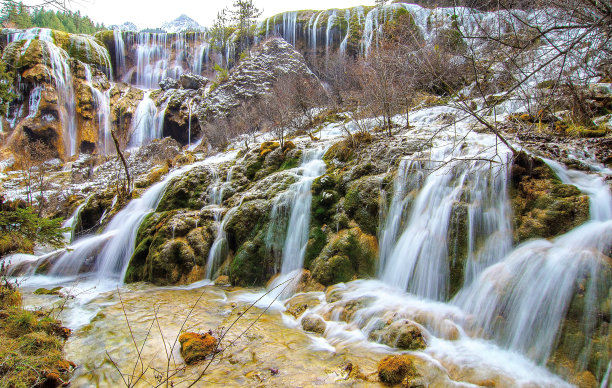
[128,91,165,147]
[264,148,326,296]
[40,152,238,282]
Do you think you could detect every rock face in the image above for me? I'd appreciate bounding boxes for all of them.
[195,38,319,122]
[1,29,113,159]
[510,153,590,243]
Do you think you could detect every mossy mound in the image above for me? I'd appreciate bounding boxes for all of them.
[0,285,74,387]
[124,211,213,285]
[311,227,378,286]
[370,320,427,351]
[178,332,217,364]
[377,355,419,385]
[511,153,590,243]
[157,167,213,211]
[343,176,382,235]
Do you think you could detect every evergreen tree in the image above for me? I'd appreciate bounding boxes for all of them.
[0,60,15,117]
[231,0,262,56]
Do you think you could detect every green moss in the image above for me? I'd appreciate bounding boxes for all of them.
[0,289,74,387]
[279,156,300,171]
[311,227,378,286]
[343,176,381,235]
[246,159,263,180]
[229,232,273,286]
[304,226,328,269]
[511,155,590,243]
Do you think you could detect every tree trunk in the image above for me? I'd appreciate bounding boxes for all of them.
[110,129,132,199]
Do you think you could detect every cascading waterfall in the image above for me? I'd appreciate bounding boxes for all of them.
[10,28,78,157]
[339,9,351,54]
[47,153,237,281]
[26,86,42,119]
[283,12,298,46]
[205,167,236,278]
[266,149,326,295]
[453,159,612,366]
[379,143,512,301]
[128,91,161,147]
[325,11,337,56]
[83,65,113,155]
[311,11,324,52]
[113,29,127,76]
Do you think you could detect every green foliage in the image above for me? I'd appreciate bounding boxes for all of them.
[0,207,66,256]
[1,2,104,34]
[0,59,15,117]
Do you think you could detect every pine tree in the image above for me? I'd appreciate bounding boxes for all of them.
[0,60,15,117]
[231,0,262,57]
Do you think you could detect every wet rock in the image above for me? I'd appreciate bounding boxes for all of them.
[159,78,180,90]
[285,292,322,318]
[179,73,208,90]
[377,355,419,385]
[373,320,427,351]
[343,175,383,235]
[311,227,378,286]
[214,275,231,286]
[178,332,217,364]
[511,154,590,242]
[301,315,326,334]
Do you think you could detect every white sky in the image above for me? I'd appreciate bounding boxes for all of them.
[23,0,375,29]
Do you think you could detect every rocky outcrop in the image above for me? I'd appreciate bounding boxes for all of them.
[511,153,590,243]
[1,29,113,159]
[195,38,318,122]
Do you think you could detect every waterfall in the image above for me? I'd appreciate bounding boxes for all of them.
[339,9,351,54]
[379,142,512,301]
[128,91,163,147]
[264,149,326,297]
[10,29,78,157]
[282,11,298,46]
[83,65,113,155]
[113,29,127,77]
[26,86,42,119]
[311,12,324,52]
[205,167,236,279]
[48,153,237,281]
[325,11,337,56]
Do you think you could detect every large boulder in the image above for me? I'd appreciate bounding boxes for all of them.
[179,73,208,90]
[196,38,320,122]
[311,227,378,286]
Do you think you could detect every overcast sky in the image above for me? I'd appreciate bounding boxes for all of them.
[23,0,374,29]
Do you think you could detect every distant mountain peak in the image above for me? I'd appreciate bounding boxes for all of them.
[109,22,138,32]
[160,15,204,33]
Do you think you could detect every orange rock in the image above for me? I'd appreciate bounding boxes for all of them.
[178,332,217,364]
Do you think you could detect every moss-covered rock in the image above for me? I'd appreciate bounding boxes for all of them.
[311,227,378,286]
[377,355,419,385]
[157,167,213,211]
[511,154,590,243]
[124,211,214,285]
[178,332,217,364]
[343,176,382,235]
[371,320,427,351]
[301,315,326,334]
